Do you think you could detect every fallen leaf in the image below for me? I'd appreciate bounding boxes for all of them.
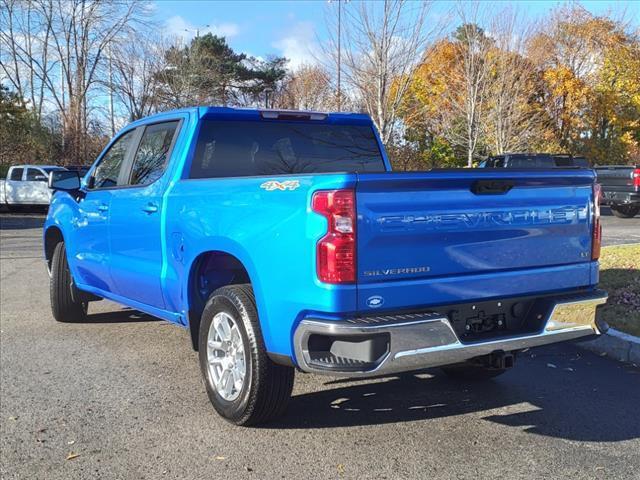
[66,452,80,461]
[337,464,345,474]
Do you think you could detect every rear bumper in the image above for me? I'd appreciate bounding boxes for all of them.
[293,290,608,377]
[601,190,640,206]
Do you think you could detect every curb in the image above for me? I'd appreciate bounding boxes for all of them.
[577,328,640,366]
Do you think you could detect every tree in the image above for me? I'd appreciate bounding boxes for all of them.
[107,32,167,122]
[155,33,287,109]
[0,0,145,163]
[334,0,435,144]
[274,64,336,111]
[397,39,463,167]
[447,22,493,167]
[527,5,638,162]
[0,84,57,171]
[484,10,546,154]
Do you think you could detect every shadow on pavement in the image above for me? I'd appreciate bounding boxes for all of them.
[267,345,640,442]
[0,212,46,230]
[81,308,161,324]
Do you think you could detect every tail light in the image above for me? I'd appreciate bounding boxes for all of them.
[633,168,640,188]
[312,189,356,283]
[592,183,602,260]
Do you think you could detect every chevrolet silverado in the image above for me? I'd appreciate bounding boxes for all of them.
[44,107,607,425]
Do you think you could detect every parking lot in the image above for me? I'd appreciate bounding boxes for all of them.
[1,210,639,479]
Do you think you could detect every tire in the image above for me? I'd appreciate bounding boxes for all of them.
[610,205,639,218]
[50,242,87,322]
[198,284,294,426]
[441,363,509,381]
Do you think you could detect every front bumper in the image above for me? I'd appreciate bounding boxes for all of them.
[293,290,608,377]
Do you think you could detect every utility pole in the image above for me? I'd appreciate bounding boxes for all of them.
[331,0,348,111]
[60,60,65,152]
[108,44,115,136]
[337,0,341,112]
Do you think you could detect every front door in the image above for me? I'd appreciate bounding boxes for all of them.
[24,168,52,204]
[109,120,180,309]
[72,128,137,293]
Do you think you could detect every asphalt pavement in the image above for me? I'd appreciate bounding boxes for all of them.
[600,206,640,246]
[1,212,639,480]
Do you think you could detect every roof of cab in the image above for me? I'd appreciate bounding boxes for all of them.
[126,106,373,128]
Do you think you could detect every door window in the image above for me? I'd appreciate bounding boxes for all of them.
[26,168,48,182]
[129,122,179,186]
[9,168,23,181]
[91,129,136,189]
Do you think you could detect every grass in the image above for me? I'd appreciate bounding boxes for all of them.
[597,244,640,337]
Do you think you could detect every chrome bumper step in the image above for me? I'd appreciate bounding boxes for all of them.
[293,290,608,377]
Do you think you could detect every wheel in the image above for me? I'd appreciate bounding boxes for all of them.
[610,204,639,218]
[198,284,294,426]
[50,242,87,322]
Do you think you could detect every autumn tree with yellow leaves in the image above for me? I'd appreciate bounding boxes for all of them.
[395,4,639,169]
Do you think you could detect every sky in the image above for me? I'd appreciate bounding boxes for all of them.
[152,0,640,68]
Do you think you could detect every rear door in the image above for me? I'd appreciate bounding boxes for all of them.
[108,120,181,309]
[355,170,594,299]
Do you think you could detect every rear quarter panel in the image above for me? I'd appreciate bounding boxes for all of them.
[164,173,358,356]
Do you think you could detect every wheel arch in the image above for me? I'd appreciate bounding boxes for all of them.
[44,225,64,273]
[186,249,264,351]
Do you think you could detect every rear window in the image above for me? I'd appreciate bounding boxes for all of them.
[190,120,386,179]
[508,155,555,168]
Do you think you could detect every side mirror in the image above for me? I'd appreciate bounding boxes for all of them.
[49,170,81,191]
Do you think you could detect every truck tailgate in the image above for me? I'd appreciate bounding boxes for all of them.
[355,170,596,309]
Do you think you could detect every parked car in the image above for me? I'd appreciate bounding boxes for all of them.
[44,107,607,425]
[480,153,590,168]
[595,165,640,218]
[0,165,67,210]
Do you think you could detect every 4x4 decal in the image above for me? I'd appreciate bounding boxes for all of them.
[260,180,300,191]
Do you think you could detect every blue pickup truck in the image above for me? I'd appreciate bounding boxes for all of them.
[44,107,607,425]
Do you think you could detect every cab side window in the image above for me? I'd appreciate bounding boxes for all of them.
[129,122,179,186]
[26,168,47,182]
[9,168,23,181]
[91,130,135,189]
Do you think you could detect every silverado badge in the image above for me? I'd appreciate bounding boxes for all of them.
[260,180,300,191]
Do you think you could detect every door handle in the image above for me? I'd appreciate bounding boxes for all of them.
[142,203,158,214]
[97,203,109,212]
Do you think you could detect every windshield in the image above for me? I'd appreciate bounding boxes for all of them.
[190,120,386,178]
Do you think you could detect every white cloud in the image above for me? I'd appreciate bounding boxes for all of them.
[165,15,239,42]
[272,21,319,69]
